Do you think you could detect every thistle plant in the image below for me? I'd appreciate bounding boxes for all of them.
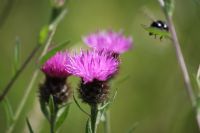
[2,0,198,132]
[39,51,71,133]
[88,30,131,133]
[66,50,119,133]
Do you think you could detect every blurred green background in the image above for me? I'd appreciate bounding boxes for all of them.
[0,0,200,133]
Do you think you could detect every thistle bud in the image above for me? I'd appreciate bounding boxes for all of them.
[40,52,71,105]
[79,79,109,105]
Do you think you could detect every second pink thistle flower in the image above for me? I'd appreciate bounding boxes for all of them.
[83,30,133,54]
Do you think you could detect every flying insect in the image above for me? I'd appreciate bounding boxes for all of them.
[148,20,169,40]
[141,7,170,40]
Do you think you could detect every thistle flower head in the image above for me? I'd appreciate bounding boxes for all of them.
[41,52,70,78]
[66,50,119,83]
[83,30,133,54]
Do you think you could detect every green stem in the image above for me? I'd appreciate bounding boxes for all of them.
[158,0,196,107]
[104,110,111,133]
[166,15,196,108]
[90,104,98,133]
[0,6,67,102]
[6,28,56,133]
[167,14,200,130]
[6,70,39,133]
[158,0,199,129]
[5,7,66,133]
[50,108,57,133]
[0,44,41,102]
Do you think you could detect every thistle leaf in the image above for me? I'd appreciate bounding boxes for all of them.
[97,89,118,124]
[85,119,92,133]
[73,94,90,116]
[26,117,34,133]
[98,102,110,111]
[39,99,50,121]
[3,98,14,127]
[49,95,55,115]
[39,40,70,66]
[55,104,70,130]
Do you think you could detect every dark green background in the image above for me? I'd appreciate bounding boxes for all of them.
[0,0,200,132]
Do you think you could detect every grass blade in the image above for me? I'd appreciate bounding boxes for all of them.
[55,104,70,130]
[26,117,34,133]
[13,37,21,74]
[3,98,14,127]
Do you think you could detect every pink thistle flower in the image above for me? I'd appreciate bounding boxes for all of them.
[83,30,133,54]
[41,52,70,78]
[66,50,119,83]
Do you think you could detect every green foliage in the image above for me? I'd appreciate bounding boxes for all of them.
[40,95,71,132]
[49,95,55,115]
[39,7,67,46]
[85,119,92,133]
[197,97,200,111]
[39,99,50,121]
[50,9,68,30]
[197,65,200,88]
[55,104,70,130]
[39,40,70,66]
[13,37,21,74]
[39,26,49,45]
[97,88,118,124]
[2,98,14,128]
[163,0,175,16]
[26,117,34,133]
[73,94,90,116]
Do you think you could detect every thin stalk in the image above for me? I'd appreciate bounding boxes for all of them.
[0,6,67,102]
[4,5,67,132]
[91,104,98,133]
[6,27,56,133]
[166,15,196,108]
[103,110,111,133]
[6,70,39,133]
[167,14,200,130]
[50,117,55,133]
[50,109,57,133]
[158,0,199,129]
[0,44,41,102]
